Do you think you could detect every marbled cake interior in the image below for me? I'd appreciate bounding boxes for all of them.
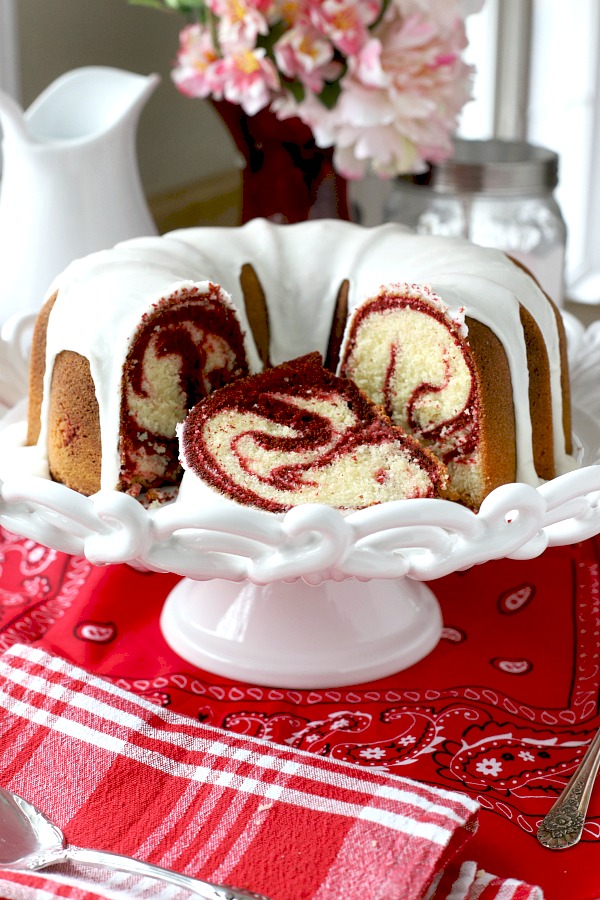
[180,354,447,512]
[340,284,484,507]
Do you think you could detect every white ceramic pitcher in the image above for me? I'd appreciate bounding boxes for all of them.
[0,66,160,322]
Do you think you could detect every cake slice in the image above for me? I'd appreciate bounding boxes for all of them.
[179,353,447,513]
[339,283,519,509]
[27,281,251,496]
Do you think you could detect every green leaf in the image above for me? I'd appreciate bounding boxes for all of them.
[128,0,169,9]
[286,79,306,104]
[318,79,343,110]
[128,0,207,11]
[370,0,391,31]
[256,18,287,59]
[172,0,207,8]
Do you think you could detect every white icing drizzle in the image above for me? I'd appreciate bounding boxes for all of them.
[36,219,575,492]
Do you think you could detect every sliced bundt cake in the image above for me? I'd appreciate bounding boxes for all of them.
[24,220,575,505]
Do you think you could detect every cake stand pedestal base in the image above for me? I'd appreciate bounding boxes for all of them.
[160,576,442,689]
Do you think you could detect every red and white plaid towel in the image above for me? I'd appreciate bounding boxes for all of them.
[0,644,542,900]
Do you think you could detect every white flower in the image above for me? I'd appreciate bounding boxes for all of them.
[475,757,503,777]
[358,745,387,760]
[518,750,535,762]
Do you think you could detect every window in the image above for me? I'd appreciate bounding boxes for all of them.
[462,0,600,301]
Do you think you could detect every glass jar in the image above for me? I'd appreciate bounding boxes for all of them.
[384,139,568,305]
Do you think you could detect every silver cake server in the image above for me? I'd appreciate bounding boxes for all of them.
[0,786,269,899]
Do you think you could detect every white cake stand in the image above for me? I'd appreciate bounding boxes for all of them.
[0,312,599,689]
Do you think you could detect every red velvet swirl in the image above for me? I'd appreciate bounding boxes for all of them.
[342,288,479,464]
[119,285,249,493]
[181,353,446,512]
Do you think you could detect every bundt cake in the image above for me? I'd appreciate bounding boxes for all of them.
[179,353,448,512]
[25,219,575,507]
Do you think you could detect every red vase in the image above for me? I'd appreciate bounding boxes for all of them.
[212,100,350,224]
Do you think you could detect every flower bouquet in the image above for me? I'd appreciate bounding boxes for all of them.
[133,0,482,219]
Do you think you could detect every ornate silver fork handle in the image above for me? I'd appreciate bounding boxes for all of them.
[537,727,600,849]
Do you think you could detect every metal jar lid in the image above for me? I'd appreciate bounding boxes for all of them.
[410,138,559,194]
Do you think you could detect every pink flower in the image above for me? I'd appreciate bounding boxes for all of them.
[274,24,339,93]
[351,37,387,87]
[212,47,281,115]
[278,3,475,178]
[169,0,482,178]
[309,0,382,56]
[208,0,270,49]
[265,0,303,26]
[389,0,484,30]
[172,24,221,99]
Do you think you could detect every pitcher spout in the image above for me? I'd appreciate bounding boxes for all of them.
[0,91,29,144]
[0,67,160,323]
[24,66,160,143]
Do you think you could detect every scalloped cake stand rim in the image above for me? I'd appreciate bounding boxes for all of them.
[0,315,599,687]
